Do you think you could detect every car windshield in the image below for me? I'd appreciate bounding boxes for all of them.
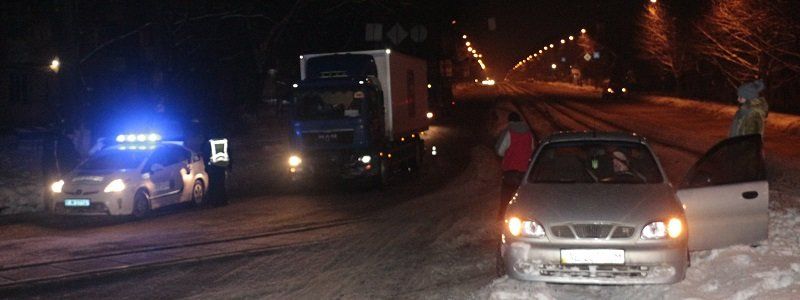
[528,141,663,184]
[295,88,365,120]
[79,148,151,170]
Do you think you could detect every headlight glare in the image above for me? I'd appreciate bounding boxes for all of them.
[104,179,126,193]
[508,217,522,237]
[51,180,64,193]
[641,221,667,239]
[667,218,683,238]
[288,155,302,167]
[522,220,546,238]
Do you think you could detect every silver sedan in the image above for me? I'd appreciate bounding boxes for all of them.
[499,132,769,284]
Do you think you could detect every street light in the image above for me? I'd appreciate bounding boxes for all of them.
[544,46,548,50]
[569,35,574,41]
[650,0,657,3]
[581,28,587,34]
[462,34,467,39]
[549,43,554,48]
[551,63,557,69]
[49,57,60,73]
[465,41,471,46]
[561,39,566,44]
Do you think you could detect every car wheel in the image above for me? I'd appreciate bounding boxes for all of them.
[192,180,206,207]
[132,190,150,219]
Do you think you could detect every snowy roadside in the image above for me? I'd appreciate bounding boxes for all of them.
[0,138,45,215]
[454,84,800,299]
[533,81,800,135]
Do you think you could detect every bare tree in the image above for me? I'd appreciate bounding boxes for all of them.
[637,1,690,90]
[694,0,800,89]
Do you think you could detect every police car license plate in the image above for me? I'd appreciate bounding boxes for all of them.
[561,249,625,265]
[65,199,91,207]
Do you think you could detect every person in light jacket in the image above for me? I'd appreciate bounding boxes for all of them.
[495,112,535,221]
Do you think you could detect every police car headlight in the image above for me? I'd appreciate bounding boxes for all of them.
[359,155,372,164]
[288,155,302,167]
[103,179,126,193]
[51,180,64,193]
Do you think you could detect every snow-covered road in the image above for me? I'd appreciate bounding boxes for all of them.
[2,82,799,299]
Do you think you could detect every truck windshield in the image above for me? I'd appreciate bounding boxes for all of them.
[295,88,366,120]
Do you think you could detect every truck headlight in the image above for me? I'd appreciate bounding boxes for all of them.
[359,155,372,164]
[641,218,682,239]
[104,179,126,193]
[507,217,546,238]
[288,155,302,167]
[51,180,64,193]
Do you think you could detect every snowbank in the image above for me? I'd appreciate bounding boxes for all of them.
[0,138,45,215]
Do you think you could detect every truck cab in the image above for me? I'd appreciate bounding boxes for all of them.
[288,50,428,184]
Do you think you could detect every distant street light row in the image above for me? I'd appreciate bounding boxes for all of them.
[455,27,494,85]
[512,28,587,72]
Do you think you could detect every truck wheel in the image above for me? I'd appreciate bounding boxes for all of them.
[374,160,390,188]
[411,142,424,173]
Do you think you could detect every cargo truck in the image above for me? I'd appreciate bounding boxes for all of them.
[287,49,429,185]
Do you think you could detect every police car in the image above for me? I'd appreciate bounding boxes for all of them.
[49,133,209,218]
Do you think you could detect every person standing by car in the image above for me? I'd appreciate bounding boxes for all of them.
[495,112,535,221]
[730,79,768,138]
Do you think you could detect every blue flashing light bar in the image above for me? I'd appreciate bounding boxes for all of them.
[116,133,161,143]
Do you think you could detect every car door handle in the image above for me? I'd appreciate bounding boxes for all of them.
[742,191,759,199]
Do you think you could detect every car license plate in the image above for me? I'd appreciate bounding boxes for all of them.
[561,249,625,265]
[64,199,91,207]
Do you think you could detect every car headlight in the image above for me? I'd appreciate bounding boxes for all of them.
[103,179,126,193]
[641,218,682,239]
[288,155,302,167]
[507,217,546,238]
[607,88,614,93]
[51,180,64,193]
[359,155,372,164]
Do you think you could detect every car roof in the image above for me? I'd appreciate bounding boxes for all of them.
[541,131,648,145]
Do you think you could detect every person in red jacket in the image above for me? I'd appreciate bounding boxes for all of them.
[495,112,535,221]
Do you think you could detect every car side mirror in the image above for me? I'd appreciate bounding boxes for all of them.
[150,163,165,173]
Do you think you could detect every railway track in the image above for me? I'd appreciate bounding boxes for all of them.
[0,216,368,291]
[512,95,704,158]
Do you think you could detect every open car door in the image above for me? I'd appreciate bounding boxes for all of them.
[677,134,768,250]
